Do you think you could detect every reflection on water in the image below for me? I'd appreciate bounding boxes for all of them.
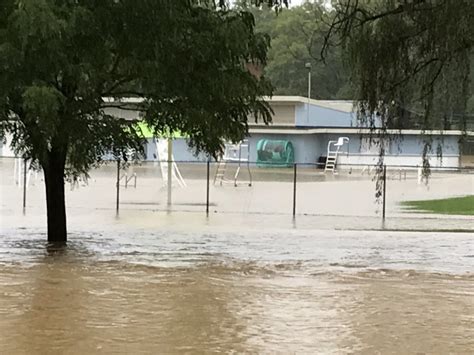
[0,229,473,353]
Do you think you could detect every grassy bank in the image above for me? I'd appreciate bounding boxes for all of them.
[401,195,474,215]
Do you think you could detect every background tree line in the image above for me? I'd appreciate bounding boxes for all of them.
[236,0,353,99]
[237,0,474,123]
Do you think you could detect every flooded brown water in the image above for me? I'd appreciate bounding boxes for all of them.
[0,224,473,354]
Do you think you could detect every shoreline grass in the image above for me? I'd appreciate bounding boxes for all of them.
[401,195,474,216]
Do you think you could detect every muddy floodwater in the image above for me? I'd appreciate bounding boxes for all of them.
[0,212,473,354]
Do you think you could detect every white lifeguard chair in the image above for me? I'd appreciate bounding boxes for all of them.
[325,137,349,173]
[214,139,252,187]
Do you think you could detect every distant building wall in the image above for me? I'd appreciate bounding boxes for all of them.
[323,133,460,168]
[293,103,388,129]
[141,132,461,168]
[338,154,459,168]
[269,104,296,125]
[295,103,356,127]
[247,132,460,167]
[143,138,208,162]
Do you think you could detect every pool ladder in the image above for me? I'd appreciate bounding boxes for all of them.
[324,137,349,174]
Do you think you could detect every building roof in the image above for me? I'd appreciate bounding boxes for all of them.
[103,95,355,113]
[248,126,473,136]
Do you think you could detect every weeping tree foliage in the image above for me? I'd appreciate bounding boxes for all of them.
[0,0,285,243]
[323,0,473,187]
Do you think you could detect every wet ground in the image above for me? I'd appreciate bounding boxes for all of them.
[1,160,473,353]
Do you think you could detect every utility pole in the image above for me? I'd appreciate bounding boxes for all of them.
[305,62,311,124]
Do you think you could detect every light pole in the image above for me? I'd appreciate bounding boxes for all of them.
[305,62,311,124]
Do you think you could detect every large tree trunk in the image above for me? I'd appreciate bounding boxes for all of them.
[43,152,67,244]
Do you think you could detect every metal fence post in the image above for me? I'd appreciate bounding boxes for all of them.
[22,159,27,213]
[116,159,120,215]
[167,139,172,206]
[382,164,387,219]
[293,163,297,217]
[206,160,210,215]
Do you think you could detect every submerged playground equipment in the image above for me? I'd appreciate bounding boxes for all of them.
[256,139,294,167]
[325,137,349,173]
[155,139,186,188]
[214,139,252,186]
[13,158,37,188]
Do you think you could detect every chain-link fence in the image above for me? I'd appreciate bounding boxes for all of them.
[1,156,472,230]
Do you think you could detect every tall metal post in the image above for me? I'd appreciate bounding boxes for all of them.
[167,138,172,206]
[382,165,387,219]
[22,159,27,213]
[206,159,210,215]
[308,69,311,100]
[116,159,120,215]
[293,163,297,217]
[305,62,311,124]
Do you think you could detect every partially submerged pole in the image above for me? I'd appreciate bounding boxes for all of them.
[206,159,210,215]
[22,159,27,213]
[293,163,297,217]
[116,159,120,215]
[167,138,172,206]
[382,165,387,219]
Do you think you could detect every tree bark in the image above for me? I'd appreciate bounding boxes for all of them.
[43,152,67,244]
